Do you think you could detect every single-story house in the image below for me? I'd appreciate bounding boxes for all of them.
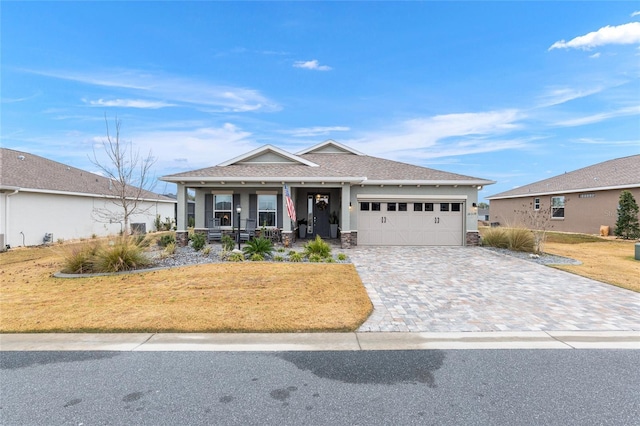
[160,140,495,248]
[486,154,640,235]
[0,148,176,248]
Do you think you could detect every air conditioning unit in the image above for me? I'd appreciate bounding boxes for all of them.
[0,234,5,251]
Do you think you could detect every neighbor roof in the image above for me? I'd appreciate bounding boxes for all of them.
[0,148,174,202]
[487,154,640,200]
[161,141,495,186]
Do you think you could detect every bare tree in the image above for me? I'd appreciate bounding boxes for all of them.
[90,115,156,235]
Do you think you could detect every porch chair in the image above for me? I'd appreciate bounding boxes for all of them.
[208,218,222,243]
[240,218,257,242]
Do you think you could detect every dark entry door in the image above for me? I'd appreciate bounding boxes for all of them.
[313,193,330,238]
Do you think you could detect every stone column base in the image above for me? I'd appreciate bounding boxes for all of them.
[466,231,480,246]
[176,231,189,247]
[281,231,293,248]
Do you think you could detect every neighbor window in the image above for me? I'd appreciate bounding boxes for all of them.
[214,194,233,226]
[551,196,565,219]
[258,194,277,227]
[533,197,540,211]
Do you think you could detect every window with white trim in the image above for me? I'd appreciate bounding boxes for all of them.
[533,197,540,211]
[214,194,233,226]
[551,196,565,219]
[258,194,277,227]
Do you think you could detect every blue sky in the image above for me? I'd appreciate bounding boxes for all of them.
[2,2,639,200]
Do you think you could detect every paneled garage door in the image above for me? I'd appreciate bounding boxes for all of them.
[358,201,464,246]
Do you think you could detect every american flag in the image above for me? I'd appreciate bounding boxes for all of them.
[284,185,296,223]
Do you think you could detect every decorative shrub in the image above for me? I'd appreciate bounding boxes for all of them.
[227,252,245,262]
[308,253,323,263]
[303,235,331,258]
[274,255,284,262]
[481,228,509,249]
[289,252,303,262]
[221,235,235,252]
[242,237,273,258]
[250,253,265,261]
[202,246,211,256]
[163,242,176,256]
[190,233,206,251]
[336,253,348,261]
[158,234,176,247]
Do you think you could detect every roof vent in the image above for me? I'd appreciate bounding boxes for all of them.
[17,155,25,160]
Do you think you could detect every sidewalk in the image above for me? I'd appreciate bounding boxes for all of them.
[2,331,639,351]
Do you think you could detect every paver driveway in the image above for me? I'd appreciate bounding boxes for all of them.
[349,246,640,332]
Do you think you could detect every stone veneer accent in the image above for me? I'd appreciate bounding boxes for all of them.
[340,231,358,249]
[281,231,293,248]
[176,231,189,247]
[466,231,480,246]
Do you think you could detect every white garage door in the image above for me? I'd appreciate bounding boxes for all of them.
[358,201,464,246]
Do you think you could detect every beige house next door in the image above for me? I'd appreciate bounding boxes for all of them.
[358,201,464,246]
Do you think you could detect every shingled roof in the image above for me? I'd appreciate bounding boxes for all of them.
[487,154,640,200]
[161,142,494,186]
[0,148,173,202]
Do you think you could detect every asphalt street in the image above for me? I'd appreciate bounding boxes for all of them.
[2,350,639,425]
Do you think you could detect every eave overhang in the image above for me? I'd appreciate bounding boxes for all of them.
[487,183,640,200]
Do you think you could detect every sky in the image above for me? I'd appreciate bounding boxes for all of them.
[2,1,639,201]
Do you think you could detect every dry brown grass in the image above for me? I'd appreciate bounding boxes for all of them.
[0,244,373,333]
[544,238,640,293]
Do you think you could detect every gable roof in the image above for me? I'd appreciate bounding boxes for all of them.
[161,141,494,186]
[487,154,640,200]
[217,144,318,167]
[0,148,174,202]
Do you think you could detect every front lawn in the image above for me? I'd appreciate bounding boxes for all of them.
[0,243,373,333]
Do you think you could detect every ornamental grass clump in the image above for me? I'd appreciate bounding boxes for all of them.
[61,241,102,274]
[506,227,535,252]
[93,237,152,273]
[481,227,509,249]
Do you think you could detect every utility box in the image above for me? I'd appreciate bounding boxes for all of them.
[131,223,146,234]
[635,243,640,261]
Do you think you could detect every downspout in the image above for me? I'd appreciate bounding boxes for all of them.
[5,189,20,248]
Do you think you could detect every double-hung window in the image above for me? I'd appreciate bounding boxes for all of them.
[214,194,233,226]
[258,194,277,227]
[551,196,565,219]
[533,197,540,211]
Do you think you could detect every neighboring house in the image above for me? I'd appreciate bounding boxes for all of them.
[160,140,495,248]
[477,207,490,222]
[487,154,640,235]
[0,148,176,248]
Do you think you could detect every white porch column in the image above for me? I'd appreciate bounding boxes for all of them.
[176,183,189,231]
[341,183,351,230]
[281,184,293,232]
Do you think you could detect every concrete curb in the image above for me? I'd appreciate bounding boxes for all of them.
[1,331,638,351]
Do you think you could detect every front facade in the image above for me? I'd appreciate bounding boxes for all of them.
[161,141,495,248]
[487,155,640,235]
[0,148,176,248]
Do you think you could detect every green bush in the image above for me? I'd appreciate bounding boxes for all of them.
[507,228,535,252]
[227,252,245,262]
[242,237,273,258]
[250,253,265,261]
[274,255,284,262]
[93,238,152,273]
[481,228,509,249]
[289,252,303,262]
[190,233,206,251]
[308,253,323,263]
[336,253,348,261]
[163,242,176,256]
[221,235,235,252]
[303,235,331,258]
[158,234,176,247]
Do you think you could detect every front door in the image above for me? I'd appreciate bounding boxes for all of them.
[313,193,330,238]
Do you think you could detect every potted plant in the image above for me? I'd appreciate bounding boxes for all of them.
[297,218,308,239]
[329,211,339,239]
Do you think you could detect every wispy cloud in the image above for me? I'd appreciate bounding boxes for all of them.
[549,22,640,50]
[573,137,640,146]
[631,11,640,17]
[536,86,604,107]
[293,59,332,71]
[25,68,280,113]
[0,92,42,103]
[84,98,175,109]
[553,105,640,126]
[351,109,528,159]
[280,126,350,137]
[589,52,601,59]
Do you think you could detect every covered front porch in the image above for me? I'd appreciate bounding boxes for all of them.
[174,182,355,248]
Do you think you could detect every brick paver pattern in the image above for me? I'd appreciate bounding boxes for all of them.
[349,247,640,332]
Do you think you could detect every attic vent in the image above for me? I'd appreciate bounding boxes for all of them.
[17,155,25,160]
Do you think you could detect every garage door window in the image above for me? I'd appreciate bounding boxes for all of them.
[440,203,450,212]
[398,203,408,211]
[387,203,396,211]
[451,203,461,212]
[414,203,423,211]
[360,202,370,211]
[372,202,381,211]
[425,203,434,212]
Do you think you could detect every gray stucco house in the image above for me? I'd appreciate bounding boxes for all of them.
[160,140,495,248]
